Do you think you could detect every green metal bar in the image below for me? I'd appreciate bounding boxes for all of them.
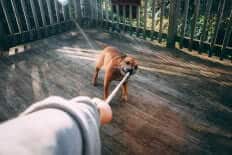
[199,0,213,53]
[0,0,14,34]
[209,0,225,57]
[10,0,23,33]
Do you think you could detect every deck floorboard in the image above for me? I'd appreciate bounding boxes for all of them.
[0,29,231,155]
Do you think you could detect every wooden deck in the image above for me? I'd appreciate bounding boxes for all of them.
[0,29,231,155]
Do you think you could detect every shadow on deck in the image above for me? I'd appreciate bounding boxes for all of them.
[0,29,231,155]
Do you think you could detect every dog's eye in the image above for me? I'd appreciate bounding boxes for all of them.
[125,61,130,65]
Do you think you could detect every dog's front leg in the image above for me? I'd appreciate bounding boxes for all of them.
[92,68,100,86]
[103,71,112,100]
[121,82,128,102]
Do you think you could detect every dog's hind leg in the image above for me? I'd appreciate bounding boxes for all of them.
[92,53,104,86]
[92,67,100,86]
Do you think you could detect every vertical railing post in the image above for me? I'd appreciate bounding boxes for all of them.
[199,0,213,54]
[76,0,82,22]
[179,0,189,49]
[188,0,200,51]
[136,6,140,36]
[158,0,165,43]
[220,9,232,60]
[116,4,120,32]
[38,0,47,26]
[143,0,148,38]
[151,0,157,40]
[167,0,179,48]
[20,0,31,31]
[46,0,54,24]
[129,5,133,35]
[0,0,14,34]
[122,4,126,31]
[29,0,40,38]
[0,17,8,53]
[10,0,23,33]
[209,0,226,57]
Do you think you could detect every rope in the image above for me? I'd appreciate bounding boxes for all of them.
[105,72,130,105]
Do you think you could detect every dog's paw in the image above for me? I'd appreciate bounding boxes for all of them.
[92,81,97,86]
[121,96,128,103]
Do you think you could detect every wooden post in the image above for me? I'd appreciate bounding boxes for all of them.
[199,0,213,53]
[179,0,189,49]
[116,4,120,32]
[220,9,232,60]
[167,0,179,48]
[209,0,226,57]
[158,0,165,43]
[143,0,148,38]
[122,5,126,31]
[188,0,200,51]
[136,6,140,36]
[151,0,157,40]
[129,5,133,35]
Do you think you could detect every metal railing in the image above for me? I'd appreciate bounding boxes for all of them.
[0,0,231,61]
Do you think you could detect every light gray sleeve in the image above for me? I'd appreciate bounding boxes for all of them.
[0,96,101,155]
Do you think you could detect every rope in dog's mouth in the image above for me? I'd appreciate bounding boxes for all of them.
[105,72,131,105]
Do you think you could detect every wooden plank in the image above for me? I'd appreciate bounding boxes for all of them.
[220,9,232,60]
[10,0,23,33]
[158,0,165,43]
[167,0,179,48]
[179,0,189,49]
[199,0,213,53]
[143,0,148,38]
[209,0,226,57]
[151,0,157,40]
[188,0,200,51]
[38,0,47,26]
[0,0,14,34]
[20,0,31,30]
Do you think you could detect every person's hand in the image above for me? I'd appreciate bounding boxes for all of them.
[92,98,112,125]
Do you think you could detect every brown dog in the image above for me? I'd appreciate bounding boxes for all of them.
[92,46,138,101]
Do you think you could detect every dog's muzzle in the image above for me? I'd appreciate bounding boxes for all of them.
[121,66,138,75]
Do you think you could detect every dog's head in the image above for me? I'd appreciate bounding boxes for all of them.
[120,55,138,75]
